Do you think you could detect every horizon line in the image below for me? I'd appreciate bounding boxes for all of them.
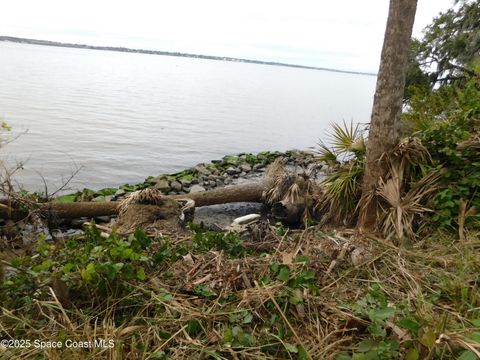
[0,35,377,77]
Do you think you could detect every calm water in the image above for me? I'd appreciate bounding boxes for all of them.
[0,42,376,192]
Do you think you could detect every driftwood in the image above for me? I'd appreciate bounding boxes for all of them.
[0,182,267,220]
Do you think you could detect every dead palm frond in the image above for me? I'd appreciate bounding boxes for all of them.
[457,134,480,151]
[458,198,477,242]
[263,158,322,224]
[376,164,442,243]
[391,136,431,170]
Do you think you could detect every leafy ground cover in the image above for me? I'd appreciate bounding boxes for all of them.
[1,223,479,359]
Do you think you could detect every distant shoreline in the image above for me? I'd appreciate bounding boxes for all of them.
[0,35,376,77]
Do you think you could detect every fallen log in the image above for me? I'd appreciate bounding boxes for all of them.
[0,181,267,220]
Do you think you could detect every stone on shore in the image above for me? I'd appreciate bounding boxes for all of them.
[154,179,171,193]
[189,184,206,193]
[226,167,241,175]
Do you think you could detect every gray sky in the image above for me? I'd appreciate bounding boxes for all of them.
[1,0,453,73]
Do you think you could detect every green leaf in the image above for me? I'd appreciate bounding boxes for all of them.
[134,229,152,249]
[405,347,419,360]
[369,307,395,323]
[242,313,253,324]
[194,284,216,298]
[397,318,420,335]
[223,328,233,343]
[186,319,202,337]
[136,267,146,281]
[458,350,478,360]
[276,266,290,282]
[297,345,309,360]
[467,332,480,343]
[62,263,75,273]
[357,339,375,352]
[419,328,436,348]
[81,262,96,282]
[112,262,124,272]
[335,352,352,360]
[237,332,255,347]
[284,343,298,353]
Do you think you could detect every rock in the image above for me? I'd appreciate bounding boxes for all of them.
[170,180,182,191]
[225,167,241,175]
[239,164,252,172]
[240,171,246,177]
[209,180,217,187]
[115,189,126,197]
[180,179,191,187]
[224,178,233,185]
[216,179,224,187]
[194,164,211,176]
[66,229,84,237]
[189,184,206,193]
[94,216,111,223]
[154,179,171,193]
[190,178,199,185]
[222,155,241,166]
[71,217,89,227]
[253,164,265,171]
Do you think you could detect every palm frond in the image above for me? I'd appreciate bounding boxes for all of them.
[317,163,363,224]
[316,140,339,166]
[330,120,362,154]
[458,134,480,150]
[376,166,442,243]
[391,137,431,168]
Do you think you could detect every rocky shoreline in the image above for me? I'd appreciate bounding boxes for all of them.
[0,150,319,251]
[56,149,318,203]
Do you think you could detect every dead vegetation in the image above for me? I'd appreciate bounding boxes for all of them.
[1,222,479,359]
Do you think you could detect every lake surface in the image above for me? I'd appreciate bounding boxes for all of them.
[0,41,376,192]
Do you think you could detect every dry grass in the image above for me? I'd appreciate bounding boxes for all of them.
[1,224,479,359]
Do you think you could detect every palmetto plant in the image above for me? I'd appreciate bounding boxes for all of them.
[317,122,440,241]
[317,121,367,165]
[316,121,367,224]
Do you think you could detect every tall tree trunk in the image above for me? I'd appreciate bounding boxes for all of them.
[358,0,417,230]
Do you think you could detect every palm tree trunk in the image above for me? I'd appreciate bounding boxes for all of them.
[358,0,417,230]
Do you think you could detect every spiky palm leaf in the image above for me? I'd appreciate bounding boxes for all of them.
[330,120,367,158]
[316,121,367,166]
[317,163,363,224]
[316,140,339,166]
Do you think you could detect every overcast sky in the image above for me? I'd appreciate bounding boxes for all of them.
[1,0,453,73]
